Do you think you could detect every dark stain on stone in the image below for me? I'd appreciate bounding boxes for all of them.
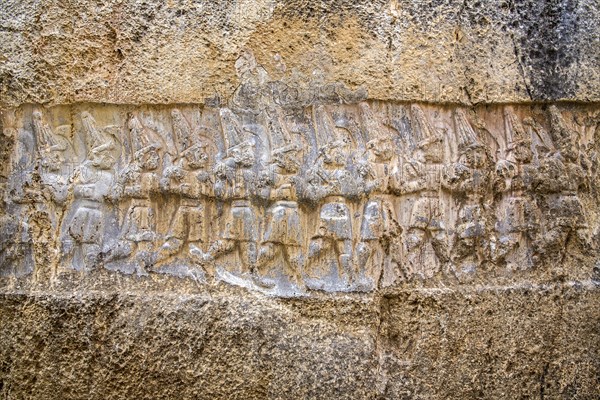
[508,0,581,100]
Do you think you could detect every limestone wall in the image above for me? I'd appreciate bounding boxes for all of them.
[1,1,599,398]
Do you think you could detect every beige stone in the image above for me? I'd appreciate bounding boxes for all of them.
[1,1,599,398]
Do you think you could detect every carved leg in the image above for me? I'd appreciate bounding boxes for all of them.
[190,239,235,265]
[355,240,382,290]
[430,229,449,264]
[239,241,257,274]
[356,241,372,277]
[104,240,133,262]
[308,237,326,259]
[404,228,426,279]
[156,237,184,262]
[257,242,277,266]
[336,239,353,283]
[82,243,101,271]
[284,246,306,289]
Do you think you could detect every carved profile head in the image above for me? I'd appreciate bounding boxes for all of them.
[459,145,491,169]
[272,144,301,173]
[454,108,490,167]
[39,125,70,172]
[90,151,116,170]
[414,137,443,164]
[367,137,394,162]
[228,139,256,168]
[182,142,210,170]
[135,144,161,171]
[320,140,349,167]
[32,110,43,123]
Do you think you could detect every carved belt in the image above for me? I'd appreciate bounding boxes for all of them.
[77,200,101,209]
[273,200,297,208]
[231,199,251,207]
[323,195,345,203]
[130,198,151,207]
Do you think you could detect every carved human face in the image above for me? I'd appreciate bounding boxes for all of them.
[322,143,347,166]
[91,152,115,170]
[41,152,62,172]
[184,147,209,170]
[462,147,488,169]
[412,148,426,164]
[273,148,300,172]
[422,141,443,163]
[356,157,373,178]
[367,138,394,162]
[231,143,255,168]
[138,148,160,170]
[495,159,516,179]
[512,142,533,164]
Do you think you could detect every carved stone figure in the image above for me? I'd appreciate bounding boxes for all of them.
[493,106,538,270]
[254,105,306,294]
[444,109,494,279]
[61,112,118,271]
[529,106,588,264]
[305,105,361,291]
[32,109,73,227]
[190,108,259,279]
[156,109,215,274]
[106,113,162,274]
[396,105,448,280]
[354,102,402,290]
[230,49,270,115]
[0,110,35,277]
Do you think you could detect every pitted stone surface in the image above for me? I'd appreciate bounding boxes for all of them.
[1,1,599,399]
[1,0,599,106]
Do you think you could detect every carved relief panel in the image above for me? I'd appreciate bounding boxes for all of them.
[1,98,598,295]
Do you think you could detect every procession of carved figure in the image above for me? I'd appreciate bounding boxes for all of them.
[1,94,598,292]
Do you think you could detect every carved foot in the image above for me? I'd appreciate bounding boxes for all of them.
[189,245,213,266]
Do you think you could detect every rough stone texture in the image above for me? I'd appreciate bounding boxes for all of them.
[0,281,598,399]
[1,0,600,399]
[1,0,599,106]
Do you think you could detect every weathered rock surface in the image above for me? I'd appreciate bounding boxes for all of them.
[1,0,599,399]
[1,0,599,106]
[1,281,598,399]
